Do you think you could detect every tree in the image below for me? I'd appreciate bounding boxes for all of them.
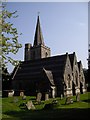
[0,3,22,73]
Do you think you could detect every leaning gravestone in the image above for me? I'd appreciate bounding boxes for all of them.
[76,93,80,102]
[45,93,49,101]
[22,95,26,100]
[26,101,35,110]
[36,92,42,103]
[65,96,71,104]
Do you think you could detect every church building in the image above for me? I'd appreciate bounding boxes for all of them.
[12,15,86,99]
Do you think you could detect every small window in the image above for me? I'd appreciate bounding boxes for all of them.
[67,64,69,68]
[75,71,78,86]
[67,74,71,88]
[45,52,48,57]
[82,77,84,82]
[75,61,77,65]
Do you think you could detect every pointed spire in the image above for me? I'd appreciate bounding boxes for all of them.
[33,15,44,46]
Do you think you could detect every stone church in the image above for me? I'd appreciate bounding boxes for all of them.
[12,15,86,99]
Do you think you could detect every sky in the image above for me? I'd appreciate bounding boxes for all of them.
[5,2,88,72]
[6,0,89,2]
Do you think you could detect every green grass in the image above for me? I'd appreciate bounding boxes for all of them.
[2,92,90,119]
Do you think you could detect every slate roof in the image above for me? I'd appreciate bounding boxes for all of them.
[43,68,55,86]
[12,54,67,82]
[77,61,81,72]
[69,52,75,70]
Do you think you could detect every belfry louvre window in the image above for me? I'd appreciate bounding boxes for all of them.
[45,52,48,57]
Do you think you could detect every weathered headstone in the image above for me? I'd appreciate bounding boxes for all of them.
[65,96,71,104]
[60,94,63,99]
[51,86,56,98]
[26,101,35,110]
[45,93,49,101]
[8,90,14,97]
[70,98,73,104]
[20,92,24,97]
[22,95,26,100]
[36,92,42,103]
[76,93,80,102]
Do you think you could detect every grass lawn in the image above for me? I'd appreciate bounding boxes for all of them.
[2,92,90,119]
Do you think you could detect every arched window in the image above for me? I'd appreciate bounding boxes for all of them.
[82,77,84,82]
[45,52,48,57]
[67,74,71,88]
[75,71,78,86]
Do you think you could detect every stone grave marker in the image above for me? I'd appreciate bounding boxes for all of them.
[60,94,63,99]
[36,92,42,103]
[65,95,73,104]
[20,91,24,97]
[22,95,26,100]
[8,90,14,97]
[26,101,35,110]
[45,93,49,101]
[70,98,73,104]
[76,93,80,102]
[65,96,71,104]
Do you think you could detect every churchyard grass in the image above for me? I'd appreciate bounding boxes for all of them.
[2,92,90,119]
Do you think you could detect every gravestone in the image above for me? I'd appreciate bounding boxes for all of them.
[22,95,26,100]
[26,101,35,110]
[36,92,42,103]
[65,96,71,104]
[60,94,63,99]
[65,95,73,104]
[70,98,73,104]
[45,93,49,101]
[76,93,80,102]
[20,92,24,97]
[8,90,14,97]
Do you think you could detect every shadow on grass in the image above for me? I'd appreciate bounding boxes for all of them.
[3,108,89,120]
[82,99,90,103]
[29,98,36,101]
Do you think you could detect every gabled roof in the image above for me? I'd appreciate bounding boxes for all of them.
[33,15,44,46]
[12,53,67,81]
[69,52,75,70]
[43,68,55,86]
[77,61,82,72]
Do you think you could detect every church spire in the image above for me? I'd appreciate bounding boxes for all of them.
[33,15,44,46]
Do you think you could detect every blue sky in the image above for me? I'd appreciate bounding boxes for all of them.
[5,2,88,72]
[7,0,89,2]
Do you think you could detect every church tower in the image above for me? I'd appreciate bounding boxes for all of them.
[24,15,51,61]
